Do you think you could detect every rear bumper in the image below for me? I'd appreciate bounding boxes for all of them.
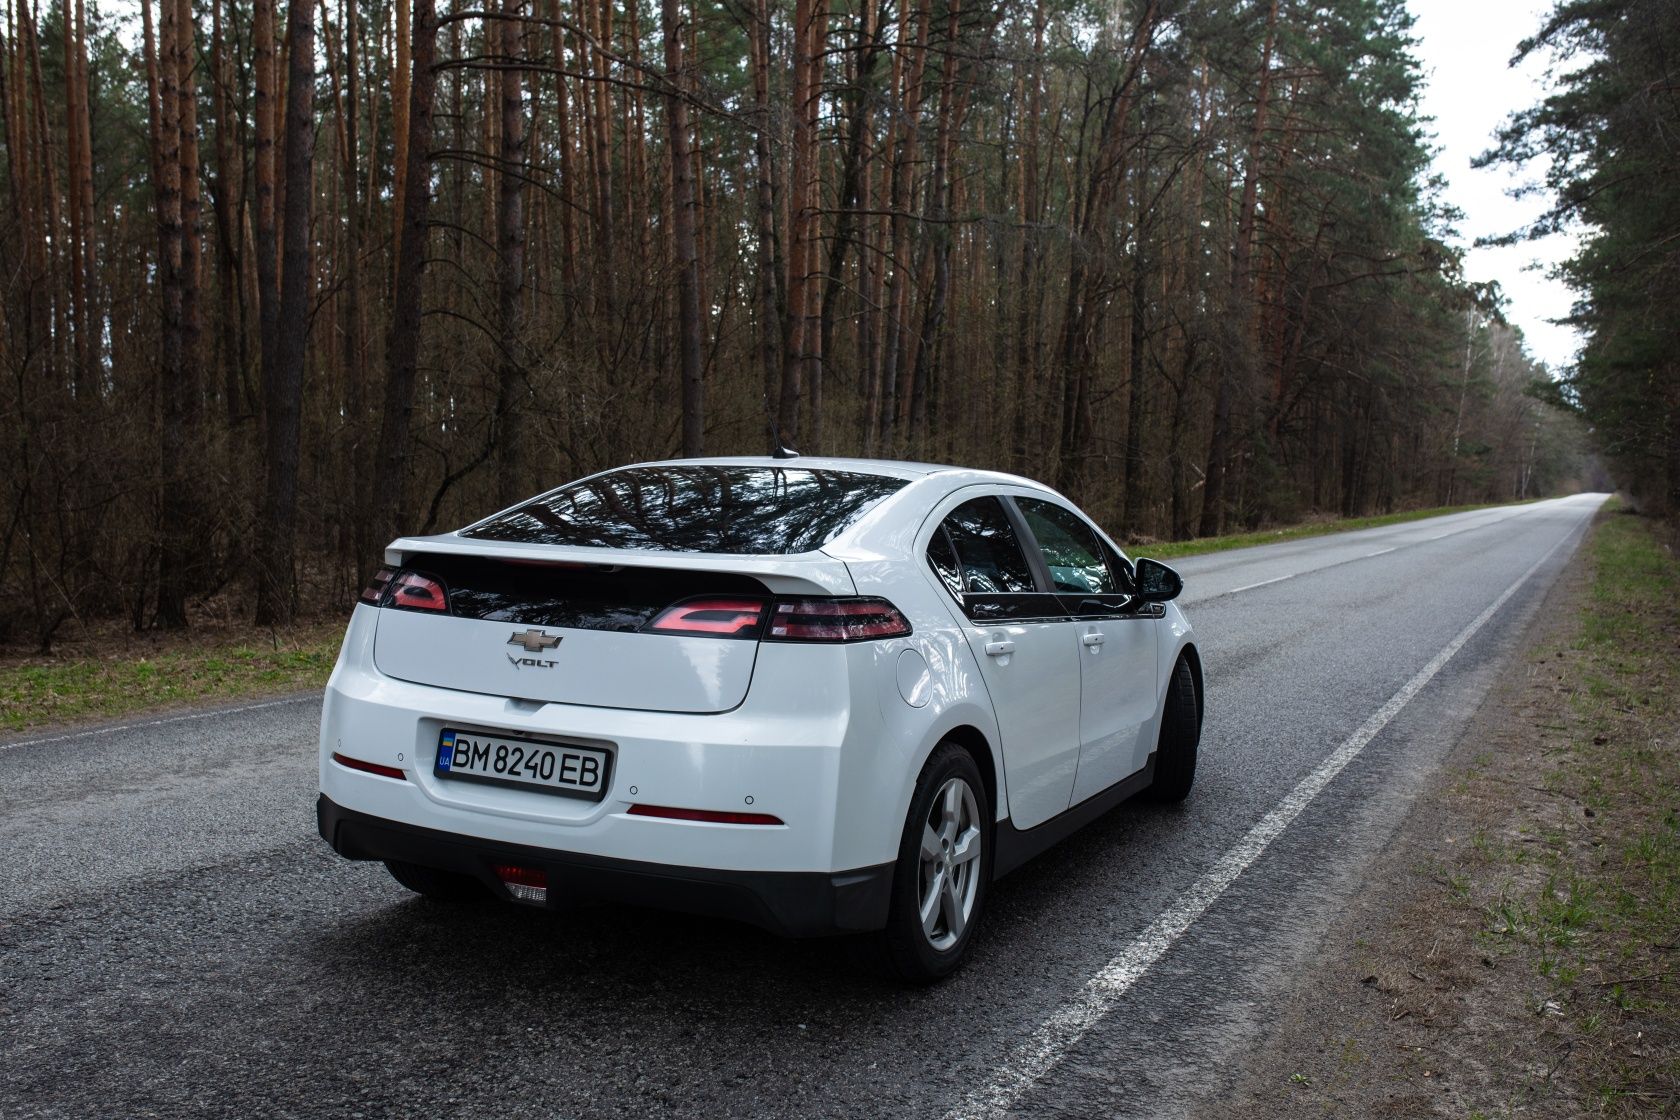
[318,795,894,938]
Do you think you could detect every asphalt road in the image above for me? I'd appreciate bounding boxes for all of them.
[0,494,1607,1119]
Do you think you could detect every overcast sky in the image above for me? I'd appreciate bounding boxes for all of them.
[1408,0,1582,372]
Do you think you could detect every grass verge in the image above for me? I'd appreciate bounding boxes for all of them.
[0,620,344,733]
[1134,499,1533,561]
[1205,501,1677,1119]
[1464,506,1680,1111]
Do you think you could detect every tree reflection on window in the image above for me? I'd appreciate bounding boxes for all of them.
[942,498,1035,594]
[1017,498,1118,595]
[462,466,906,554]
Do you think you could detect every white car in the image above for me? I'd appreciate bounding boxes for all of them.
[317,457,1202,980]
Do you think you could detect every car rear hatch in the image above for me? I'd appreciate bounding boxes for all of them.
[368,541,859,713]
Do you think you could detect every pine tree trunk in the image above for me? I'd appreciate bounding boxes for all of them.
[778,0,824,447]
[662,0,705,457]
[493,0,531,502]
[149,0,190,628]
[1200,0,1278,537]
[254,0,316,625]
[253,0,279,388]
[373,0,438,542]
[391,0,411,281]
[210,0,246,422]
[749,0,784,449]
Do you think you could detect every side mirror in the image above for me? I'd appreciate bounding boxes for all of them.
[1133,557,1183,603]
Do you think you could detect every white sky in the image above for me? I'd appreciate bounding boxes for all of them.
[1409,0,1584,372]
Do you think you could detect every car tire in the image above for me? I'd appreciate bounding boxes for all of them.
[384,859,489,902]
[1146,656,1200,803]
[880,742,992,984]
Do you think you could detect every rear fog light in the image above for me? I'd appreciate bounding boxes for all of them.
[494,864,548,905]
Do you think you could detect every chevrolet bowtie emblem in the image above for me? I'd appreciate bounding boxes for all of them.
[507,628,562,653]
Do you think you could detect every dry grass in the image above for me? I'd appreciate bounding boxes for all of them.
[0,612,345,732]
[1205,502,1679,1119]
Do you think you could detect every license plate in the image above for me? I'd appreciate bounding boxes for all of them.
[435,728,611,801]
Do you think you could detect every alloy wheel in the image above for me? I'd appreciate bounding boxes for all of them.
[917,777,982,951]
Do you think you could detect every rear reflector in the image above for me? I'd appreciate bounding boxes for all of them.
[493,864,548,904]
[643,597,768,638]
[767,597,912,642]
[627,804,785,826]
[331,752,407,781]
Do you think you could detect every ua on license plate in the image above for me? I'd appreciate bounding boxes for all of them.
[435,728,611,800]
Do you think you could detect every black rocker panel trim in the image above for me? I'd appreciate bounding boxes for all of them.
[992,756,1157,879]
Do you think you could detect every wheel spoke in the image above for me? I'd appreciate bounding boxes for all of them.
[920,868,945,936]
[950,824,981,866]
[940,869,965,939]
[921,823,942,863]
[941,781,962,832]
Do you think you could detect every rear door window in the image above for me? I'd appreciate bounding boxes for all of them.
[942,497,1036,594]
[936,496,1066,622]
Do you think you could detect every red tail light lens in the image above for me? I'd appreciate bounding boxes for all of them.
[643,597,768,638]
[767,597,912,642]
[387,570,449,613]
[359,565,397,604]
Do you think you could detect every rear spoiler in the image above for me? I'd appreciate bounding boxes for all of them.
[383,533,857,596]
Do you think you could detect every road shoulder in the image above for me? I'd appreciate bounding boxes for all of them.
[1201,507,1679,1118]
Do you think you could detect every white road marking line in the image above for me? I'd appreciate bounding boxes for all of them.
[0,694,318,755]
[1365,547,1397,557]
[1226,574,1293,595]
[944,523,1580,1120]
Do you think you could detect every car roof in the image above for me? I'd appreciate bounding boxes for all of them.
[625,455,948,480]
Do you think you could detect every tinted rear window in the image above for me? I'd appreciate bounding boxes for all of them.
[461,466,907,554]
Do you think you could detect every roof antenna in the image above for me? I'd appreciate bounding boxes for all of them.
[764,397,800,460]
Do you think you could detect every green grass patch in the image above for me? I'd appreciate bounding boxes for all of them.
[1131,499,1534,561]
[0,622,345,732]
[1466,505,1680,1107]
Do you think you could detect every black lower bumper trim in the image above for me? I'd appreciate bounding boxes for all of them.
[316,795,893,938]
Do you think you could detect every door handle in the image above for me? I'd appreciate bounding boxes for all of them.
[1081,632,1105,648]
[984,639,1015,657]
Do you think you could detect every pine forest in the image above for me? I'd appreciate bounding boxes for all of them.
[4,0,1664,645]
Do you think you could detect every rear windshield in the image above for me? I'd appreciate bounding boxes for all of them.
[460,465,907,554]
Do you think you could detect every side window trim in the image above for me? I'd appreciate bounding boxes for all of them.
[998,496,1057,595]
[1099,540,1137,596]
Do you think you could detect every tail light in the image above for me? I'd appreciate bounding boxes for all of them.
[387,570,450,613]
[359,565,396,604]
[643,597,768,637]
[767,597,912,642]
[358,565,448,612]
